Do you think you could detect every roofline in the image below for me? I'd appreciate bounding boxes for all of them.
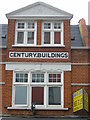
[6,15,73,20]
[6,1,73,19]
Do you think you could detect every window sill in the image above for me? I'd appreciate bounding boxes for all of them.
[12,45,65,48]
[7,107,68,110]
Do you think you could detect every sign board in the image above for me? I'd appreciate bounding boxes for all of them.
[84,89,89,112]
[73,88,89,112]
[73,89,83,112]
[9,52,68,59]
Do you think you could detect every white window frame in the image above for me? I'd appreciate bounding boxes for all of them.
[46,72,64,109]
[12,71,29,108]
[12,71,64,109]
[15,21,37,46]
[42,21,64,46]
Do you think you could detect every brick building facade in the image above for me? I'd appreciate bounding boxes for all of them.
[0,2,90,117]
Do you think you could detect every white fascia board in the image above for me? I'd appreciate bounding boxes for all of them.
[6,62,71,71]
[6,15,72,20]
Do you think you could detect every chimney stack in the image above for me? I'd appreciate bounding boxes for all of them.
[79,18,89,47]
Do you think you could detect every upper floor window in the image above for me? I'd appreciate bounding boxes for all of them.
[15,21,37,46]
[42,21,64,46]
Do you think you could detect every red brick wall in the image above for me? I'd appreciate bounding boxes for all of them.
[37,20,42,45]
[71,49,90,115]
[2,70,72,116]
[71,49,88,63]
[0,19,73,116]
[0,65,2,114]
[0,86,2,114]
[72,65,88,83]
[0,49,7,62]
[7,19,71,63]
[2,65,13,114]
[7,19,15,49]
[64,71,72,108]
[2,18,90,116]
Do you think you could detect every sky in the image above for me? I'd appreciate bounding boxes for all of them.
[0,0,89,25]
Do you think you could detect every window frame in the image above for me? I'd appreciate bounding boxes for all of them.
[14,85,28,107]
[12,71,29,107]
[48,86,61,105]
[46,72,64,108]
[42,21,64,46]
[12,71,64,109]
[15,21,37,46]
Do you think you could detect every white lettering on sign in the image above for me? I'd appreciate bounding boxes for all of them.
[9,52,69,59]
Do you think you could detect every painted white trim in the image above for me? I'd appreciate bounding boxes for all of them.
[12,45,65,47]
[7,107,68,110]
[42,21,64,46]
[15,21,37,46]
[6,2,73,19]
[12,71,65,109]
[0,62,90,65]
[6,63,71,71]
[71,47,90,49]
[12,71,29,107]
[71,83,90,86]
[0,82,5,85]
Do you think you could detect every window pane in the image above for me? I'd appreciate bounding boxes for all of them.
[18,23,24,29]
[57,74,61,82]
[49,74,61,82]
[16,73,28,82]
[15,86,27,105]
[28,23,34,29]
[17,32,24,44]
[44,32,50,44]
[32,73,44,82]
[32,87,44,105]
[54,32,61,44]
[49,87,61,105]
[27,32,34,44]
[16,74,19,82]
[44,23,51,29]
[54,23,61,29]
[20,74,23,82]
[24,74,28,82]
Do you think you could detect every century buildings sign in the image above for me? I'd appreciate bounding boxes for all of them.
[9,52,69,59]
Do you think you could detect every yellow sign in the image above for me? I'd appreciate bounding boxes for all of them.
[84,89,89,112]
[73,89,83,112]
[73,88,89,112]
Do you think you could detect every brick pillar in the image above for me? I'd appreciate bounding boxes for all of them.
[37,20,42,45]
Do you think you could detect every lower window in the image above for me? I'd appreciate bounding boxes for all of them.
[48,87,61,105]
[15,86,27,105]
[32,87,44,105]
[13,72,63,109]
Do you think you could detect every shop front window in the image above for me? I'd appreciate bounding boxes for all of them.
[13,71,63,109]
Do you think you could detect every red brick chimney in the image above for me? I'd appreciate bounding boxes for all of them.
[79,18,89,47]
